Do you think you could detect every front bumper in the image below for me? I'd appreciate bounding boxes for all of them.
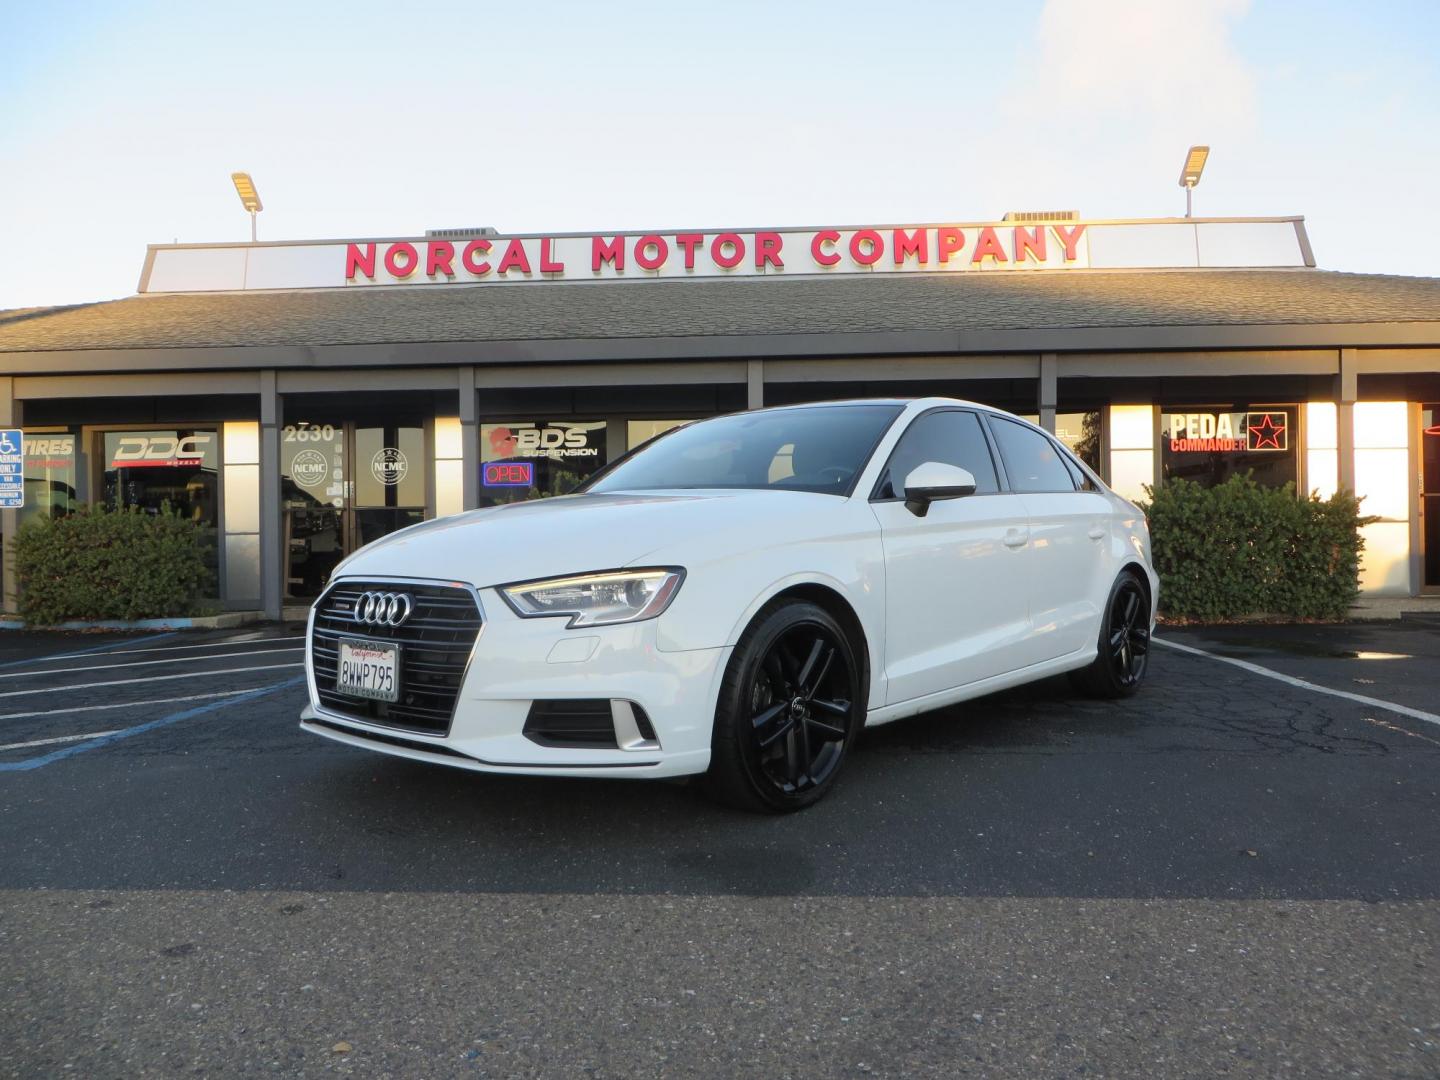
[300,579,728,779]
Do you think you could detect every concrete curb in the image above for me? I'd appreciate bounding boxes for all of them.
[0,611,265,631]
[1346,597,1440,622]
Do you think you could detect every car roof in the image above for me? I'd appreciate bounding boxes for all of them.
[758,396,1004,415]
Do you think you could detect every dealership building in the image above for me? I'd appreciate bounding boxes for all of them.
[1,212,1438,619]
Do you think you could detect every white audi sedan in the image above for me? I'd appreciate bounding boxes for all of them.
[301,398,1157,811]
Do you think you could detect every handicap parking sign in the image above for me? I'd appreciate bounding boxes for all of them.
[0,429,23,508]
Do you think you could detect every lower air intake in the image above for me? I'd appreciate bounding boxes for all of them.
[524,700,618,748]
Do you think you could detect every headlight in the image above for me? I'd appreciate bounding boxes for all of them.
[499,568,685,628]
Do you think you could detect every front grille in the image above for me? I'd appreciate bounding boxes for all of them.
[311,580,483,736]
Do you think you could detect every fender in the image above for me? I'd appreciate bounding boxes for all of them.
[657,559,887,711]
[731,570,887,705]
[725,570,887,709]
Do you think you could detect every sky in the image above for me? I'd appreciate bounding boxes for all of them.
[2,0,1438,308]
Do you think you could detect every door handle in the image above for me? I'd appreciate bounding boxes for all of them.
[1087,525,1107,541]
[1003,528,1029,549]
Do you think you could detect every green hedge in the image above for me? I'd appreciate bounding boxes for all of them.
[1141,475,1369,621]
[15,504,212,624]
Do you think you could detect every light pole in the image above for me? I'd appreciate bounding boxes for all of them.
[1178,146,1209,218]
[231,172,263,241]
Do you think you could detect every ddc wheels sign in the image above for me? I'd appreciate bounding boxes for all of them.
[108,433,213,467]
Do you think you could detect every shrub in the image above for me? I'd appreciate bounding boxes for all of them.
[1140,475,1369,621]
[15,503,213,624]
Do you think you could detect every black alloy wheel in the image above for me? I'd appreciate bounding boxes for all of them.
[707,600,864,812]
[1107,577,1150,688]
[1072,572,1151,698]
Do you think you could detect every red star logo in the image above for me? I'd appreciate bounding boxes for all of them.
[1247,412,1286,451]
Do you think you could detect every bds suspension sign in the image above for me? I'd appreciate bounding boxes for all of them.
[344,223,1090,287]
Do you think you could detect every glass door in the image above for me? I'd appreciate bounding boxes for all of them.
[350,424,426,547]
[282,422,427,598]
[1423,405,1439,591]
[281,422,347,598]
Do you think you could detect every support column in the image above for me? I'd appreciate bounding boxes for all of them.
[459,366,479,511]
[259,370,282,622]
[606,419,627,462]
[747,359,764,410]
[1038,352,1057,434]
[1337,348,1357,493]
[0,378,18,616]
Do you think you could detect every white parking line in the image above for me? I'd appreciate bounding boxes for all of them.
[0,730,123,752]
[1153,636,1440,728]
[33,635,304,662]
[0,686,272,722]
[0,645,303,681]
[0,662,303,699]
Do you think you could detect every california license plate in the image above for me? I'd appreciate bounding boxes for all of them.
[337,638,401,703]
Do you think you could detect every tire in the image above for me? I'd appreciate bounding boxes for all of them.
[1069,571,1152,699]
[705,600,865,813]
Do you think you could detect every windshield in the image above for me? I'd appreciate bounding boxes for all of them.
[584,404,904,496]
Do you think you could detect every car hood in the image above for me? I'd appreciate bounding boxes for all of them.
[329,489,843,588]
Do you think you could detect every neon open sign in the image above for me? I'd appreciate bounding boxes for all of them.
[483,461,534,487]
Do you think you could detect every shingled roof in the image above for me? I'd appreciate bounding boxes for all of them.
[3,269,1440,356]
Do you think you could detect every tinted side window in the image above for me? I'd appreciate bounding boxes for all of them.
[989,417,1078,493]
[1060,452,1100,492]
[878,411,1000,498]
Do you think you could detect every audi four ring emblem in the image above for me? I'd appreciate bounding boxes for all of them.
[353,591,414,627]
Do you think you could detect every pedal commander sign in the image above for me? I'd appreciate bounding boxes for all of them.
[1164,411,1289,453]
[342,223,1090,287]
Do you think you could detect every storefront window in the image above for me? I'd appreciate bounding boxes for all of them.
[103,428,220,593]
[21,431,78,528]
[479,420,607,506]
[1016,411,1101,472]
[626,419,691,450]
[1054,411,1102,472]
[1160,406,1299,489]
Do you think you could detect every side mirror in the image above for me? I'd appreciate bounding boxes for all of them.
[903,462,977,517]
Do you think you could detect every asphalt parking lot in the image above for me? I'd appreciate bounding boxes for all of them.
[2,619,1439,1077]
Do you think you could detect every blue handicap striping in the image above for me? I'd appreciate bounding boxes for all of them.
[0,631,178,670]
[0,674,306,773]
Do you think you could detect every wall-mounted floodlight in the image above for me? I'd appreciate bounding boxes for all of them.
[1178,146,1209,218]
[231,172,263,241]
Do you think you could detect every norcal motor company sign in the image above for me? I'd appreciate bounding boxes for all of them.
[343,223,1090,287]
[138,219,1311,293]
